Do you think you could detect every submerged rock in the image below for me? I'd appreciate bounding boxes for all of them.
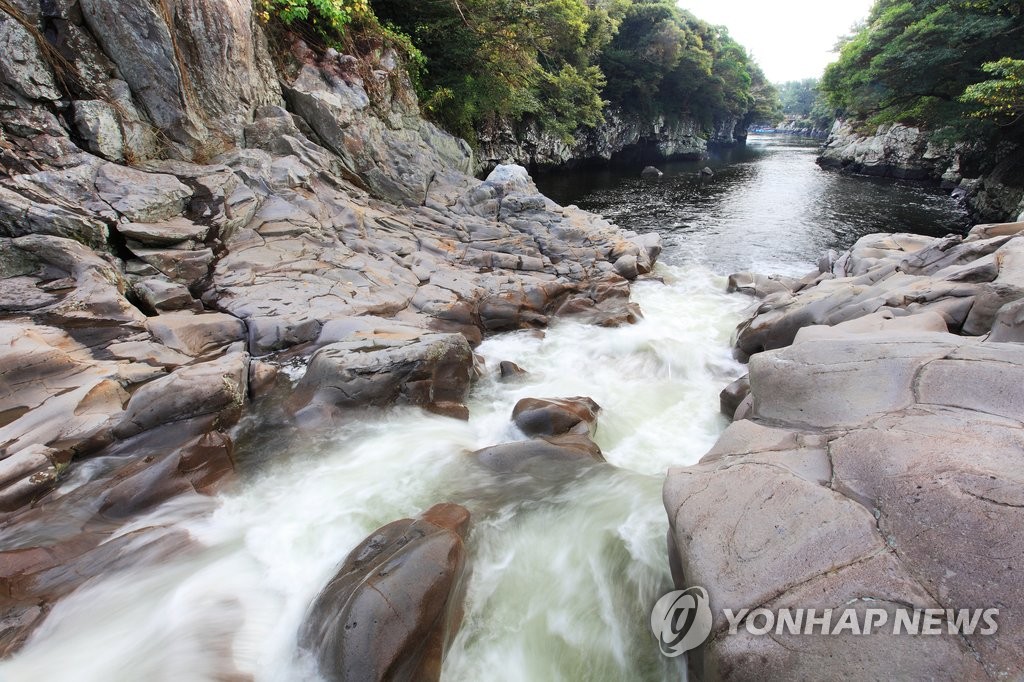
[300,503,471,682]
[473,436,604,477]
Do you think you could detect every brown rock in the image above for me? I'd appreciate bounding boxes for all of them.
[299,504,471,682]
[511,396,601,438]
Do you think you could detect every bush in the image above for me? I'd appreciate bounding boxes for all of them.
[257,0,370,38]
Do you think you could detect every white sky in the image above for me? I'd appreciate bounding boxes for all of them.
[677,0,877,82]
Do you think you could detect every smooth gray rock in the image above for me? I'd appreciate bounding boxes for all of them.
[132,276,199,313]
[117,218,210,247]
[296,332,473,413]
[145,312,246,357]
[990,298,1024,342]
[668,326,1024,678]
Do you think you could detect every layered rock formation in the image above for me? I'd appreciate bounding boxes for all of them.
[818,120,1024,223]
[477,110,746,172]
[0,0,660,656]
[666,221,1024,679]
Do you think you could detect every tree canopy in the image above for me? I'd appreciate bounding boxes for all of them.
[820,0,1024,141]
[777,79,834,130]
[366,0,778,145]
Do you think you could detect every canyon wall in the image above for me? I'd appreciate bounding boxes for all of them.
[818,120,1024,223]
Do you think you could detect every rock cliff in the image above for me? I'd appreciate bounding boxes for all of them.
[477,110,746,172]
[818,120,1024,223]
[0,0,660,657]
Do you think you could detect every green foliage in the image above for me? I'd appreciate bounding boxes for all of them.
[257,0,370,38]
[777,78,834,129]
[961,58,1024,123]
[370,0,777,145]
[821,0,1024,141]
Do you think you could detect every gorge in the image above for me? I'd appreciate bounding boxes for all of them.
[1,1,1024,681]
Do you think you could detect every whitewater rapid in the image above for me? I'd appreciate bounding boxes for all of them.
[0,264,747,681]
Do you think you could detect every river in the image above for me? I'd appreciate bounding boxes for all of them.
[0,135,969,681]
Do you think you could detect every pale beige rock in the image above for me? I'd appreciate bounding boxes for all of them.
[146,311,246,357]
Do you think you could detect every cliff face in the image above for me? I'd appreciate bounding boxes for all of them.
[476,110,745,173]
[818,120,1024,222]
[0,0,660,654]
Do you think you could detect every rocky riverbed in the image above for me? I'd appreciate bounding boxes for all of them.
[0,0,662,663]
[2,1,1024,680]
[668,220,1024,679]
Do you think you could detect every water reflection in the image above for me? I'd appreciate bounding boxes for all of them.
[537,134,971,276]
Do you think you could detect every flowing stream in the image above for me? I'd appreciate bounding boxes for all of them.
[0,135,969,681]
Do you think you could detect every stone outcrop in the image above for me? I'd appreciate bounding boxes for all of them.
[818,119,1024,223]
[299,503,471,682]
[0,0,661,656]
[665,222,1024,680]
[477,109,746,172]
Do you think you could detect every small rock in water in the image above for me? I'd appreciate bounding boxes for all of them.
[512,396,601,438]
[498,360,528,380]
[640,166,663,179]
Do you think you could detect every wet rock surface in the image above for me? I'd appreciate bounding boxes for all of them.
[299,503,471,682]
[0,0,660,659]
[666,224,1024,679]
[473,397,605,479]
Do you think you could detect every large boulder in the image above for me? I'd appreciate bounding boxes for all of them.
[666,331,1024,679]
[114,351,249,438]
[299,503,471,682]
[295,331,474,416]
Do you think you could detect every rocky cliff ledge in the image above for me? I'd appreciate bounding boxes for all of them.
[818,120,1024,223]
[0,0,660,655]
[477,111,745,173]
[666,221,1024,679]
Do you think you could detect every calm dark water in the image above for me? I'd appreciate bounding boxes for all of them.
[537,134,971,276]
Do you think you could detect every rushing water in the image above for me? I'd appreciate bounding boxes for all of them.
[0,135,971,681]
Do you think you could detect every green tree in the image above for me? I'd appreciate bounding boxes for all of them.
[821,0,1024,140]
[961,57,1024,124]
[370,0,774,146]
